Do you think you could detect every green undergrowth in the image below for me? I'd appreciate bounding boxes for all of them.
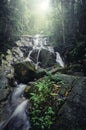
[29,73,64,130]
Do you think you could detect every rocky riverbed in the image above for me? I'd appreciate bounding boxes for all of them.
[0,36,86,130]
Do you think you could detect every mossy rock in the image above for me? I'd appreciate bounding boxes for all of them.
[14,61,36,83]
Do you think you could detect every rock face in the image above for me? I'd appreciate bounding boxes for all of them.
[56,75,86,130]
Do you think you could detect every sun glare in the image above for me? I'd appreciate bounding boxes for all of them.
[36,0,50,13]
[40,1,49,11]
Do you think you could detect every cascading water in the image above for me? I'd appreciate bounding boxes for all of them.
[10,84,27,111]
[0,83,30,130]
[56,52,64,67]
[26,34,64,69]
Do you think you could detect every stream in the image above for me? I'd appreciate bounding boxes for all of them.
[0,83,31,130]
[0,34,64,130]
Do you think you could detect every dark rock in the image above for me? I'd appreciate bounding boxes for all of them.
[28,49,57,68]
[14,61,36,83]
[0,70,11,121]
[35,68,47,79]
[12,47,24,62]
[57,75,86,130]
[39,49,56,68]
[20,46,32,57]
[0,71,10,101]
[30,49,39,62]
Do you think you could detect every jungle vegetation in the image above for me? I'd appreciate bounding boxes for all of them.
[0,0,86,65]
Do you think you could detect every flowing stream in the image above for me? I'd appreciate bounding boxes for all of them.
[0,83,31,130]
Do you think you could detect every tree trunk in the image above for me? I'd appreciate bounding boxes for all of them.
[61,0,66,44]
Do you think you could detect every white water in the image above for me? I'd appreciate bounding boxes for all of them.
[11,84,26,102]
[26,34,64,69]
[11,100,28,118]
[0,84,30,130]
[56,52,64,67]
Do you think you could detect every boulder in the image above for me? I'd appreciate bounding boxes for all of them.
[39,49,56,68]
[14,61,36,83]
[56,75,86,130]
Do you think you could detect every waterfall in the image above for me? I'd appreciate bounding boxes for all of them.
[0,84,30,130]
[0,34,65,130]
[25,34,64,69]
[35,48,41,70]
[10,84,27,111]
[56,52,64,67]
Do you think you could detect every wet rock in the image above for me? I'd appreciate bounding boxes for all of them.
[20,46,32,57]
[0,100,10,122]
[39,49,56,68]
[0,71,11,121]
[0,71,10,101]
[0,100,30,130]
[14,61,36,83]
[16,36,33,47]
[30,49,39,62]
[12,47,24,62]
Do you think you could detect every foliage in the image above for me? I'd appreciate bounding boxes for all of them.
[75,128,82,130]
[0,0,86,65]
[0,0,86,44]
[30,78,55,129]
[68,41,86,63]
[46,72,64,85]
[29,75,64,129]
